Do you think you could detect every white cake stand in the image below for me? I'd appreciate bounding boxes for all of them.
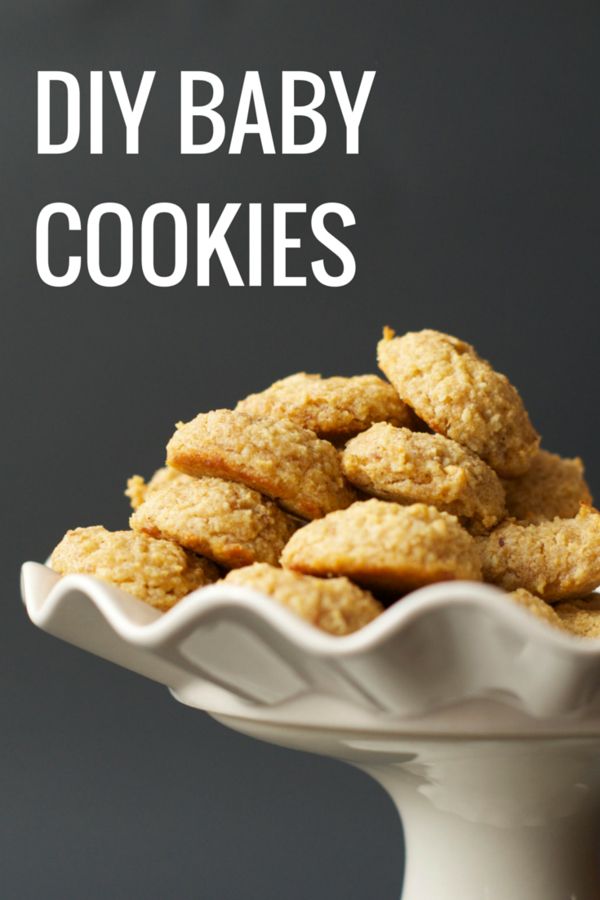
[21,562,600,900]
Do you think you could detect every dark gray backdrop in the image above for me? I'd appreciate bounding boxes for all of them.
[3,2,600,898]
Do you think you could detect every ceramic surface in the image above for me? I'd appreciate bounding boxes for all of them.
[21,562,600,898]
[214,719,600,900]
[21,562,600,736]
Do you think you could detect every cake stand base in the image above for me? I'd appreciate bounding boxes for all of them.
[215,717,600,900]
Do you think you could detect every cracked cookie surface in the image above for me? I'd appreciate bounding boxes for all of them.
[377,328,539,477]
[130,473,298,568]
[281,499,482,593]
[480,506,600,601]
[509,588,564,628]
[502,449,591,524]
[125,466,185,510]
[50,526,218,611]
[342,423,505,532]
[166,409,356,519]
[223,562,383,635]
[236,372,418,441]
[554,594,600,638]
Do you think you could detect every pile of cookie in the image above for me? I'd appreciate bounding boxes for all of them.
[50,328,600,638]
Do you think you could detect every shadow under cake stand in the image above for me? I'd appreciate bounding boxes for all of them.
[21,562,600,900]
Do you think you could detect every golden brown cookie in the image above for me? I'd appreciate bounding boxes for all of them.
[342,423,505,532]
[166,409,356,520]
[236,372,418,441]
[49,526,218,611]
[125,467,184,510]
[281,499,481,593]
[377,328,540,477]
[554,594,600,638]
[479,506,600,601]
[502,449,592,523]
[223,562,383,635]
[509,588,564,629]
[130,474,298,568]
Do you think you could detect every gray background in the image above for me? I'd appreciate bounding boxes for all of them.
[3,1,600,897]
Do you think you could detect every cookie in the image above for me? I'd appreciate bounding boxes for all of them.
[236,372,418,442]
[166,409,356,520]
[223,562,383,635]
[554,594,600,638]
[49,526,219,611]
[509,588,564,629]
[125,466,184,510]
[342,423,505,532]
[281,499,482,593]
[377,328,540,477]
[130,474,298,568]
[479,505,600,601]
[502,449,592,524]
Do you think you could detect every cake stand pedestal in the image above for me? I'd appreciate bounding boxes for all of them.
[215,717,600,900]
